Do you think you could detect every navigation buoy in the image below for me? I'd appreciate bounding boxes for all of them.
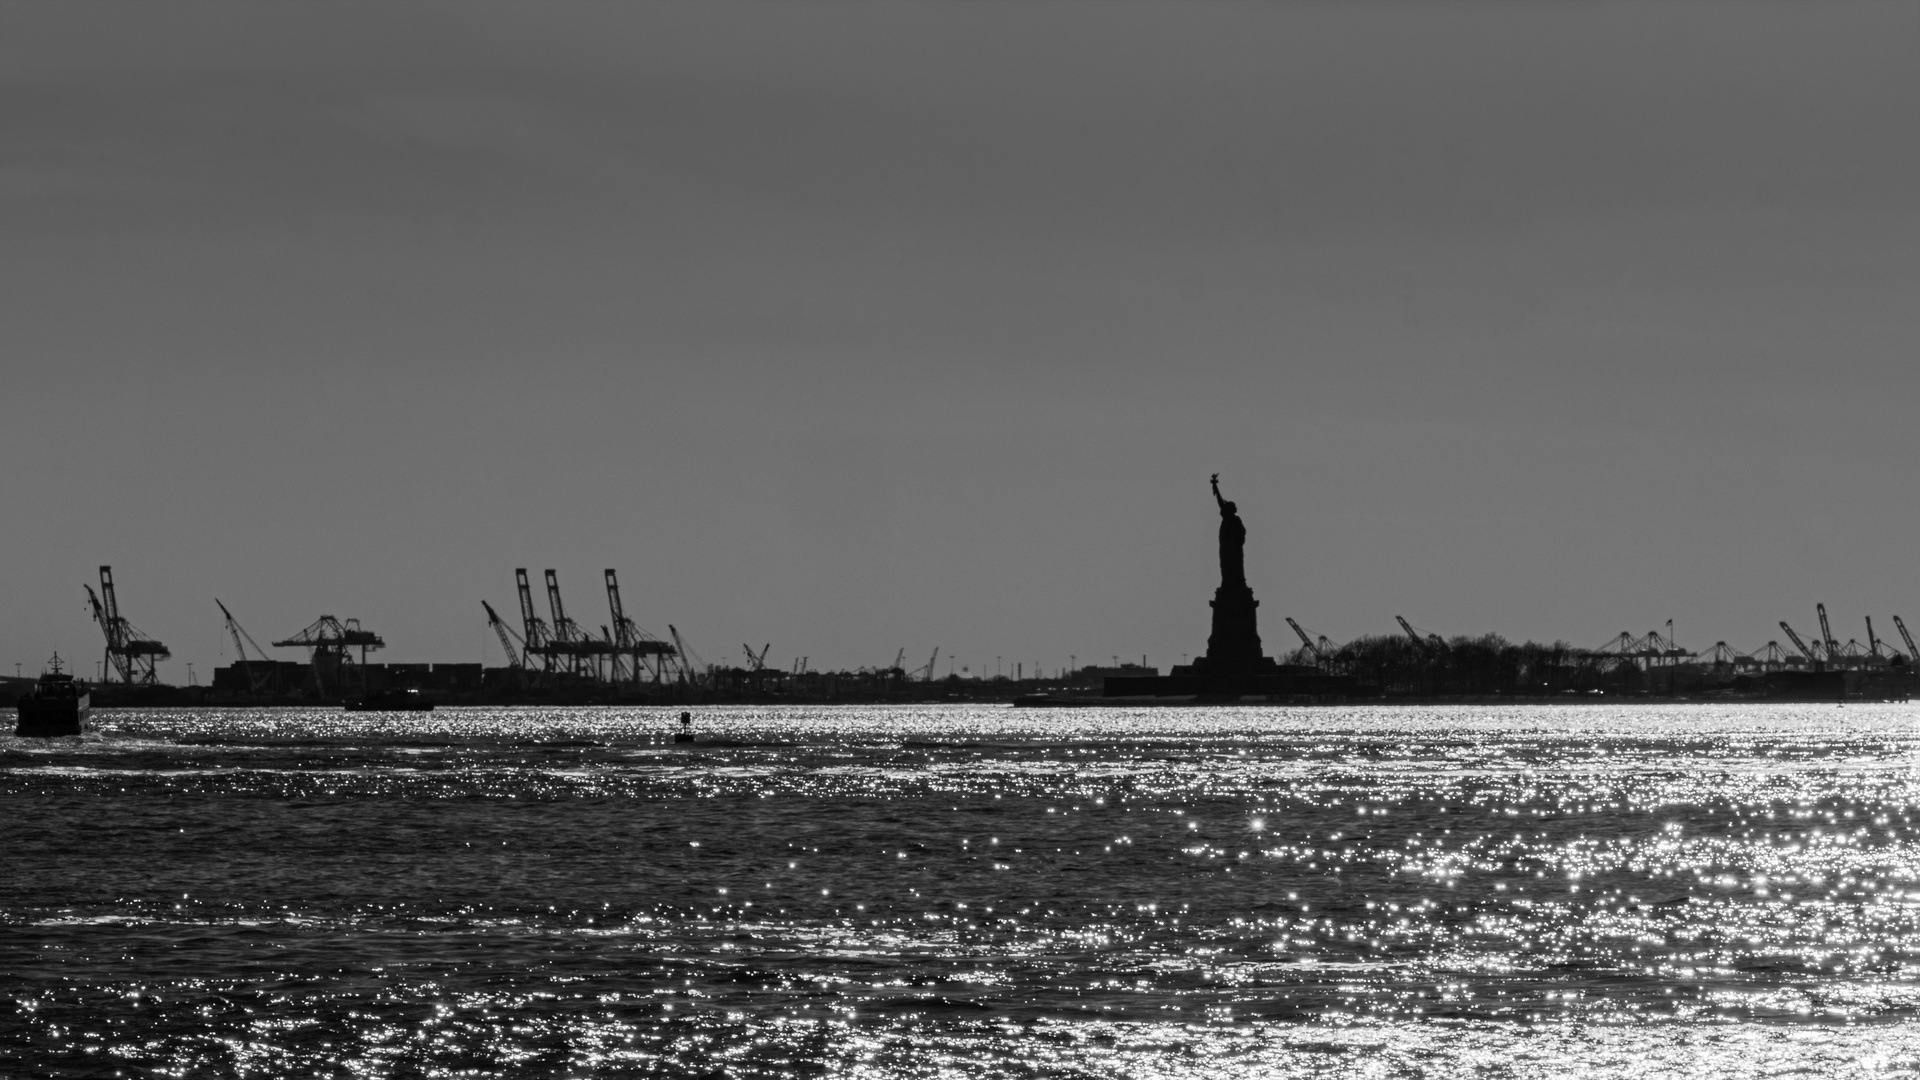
[674,710,695,743]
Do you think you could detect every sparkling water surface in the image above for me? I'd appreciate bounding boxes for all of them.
[6,703,1920,1077]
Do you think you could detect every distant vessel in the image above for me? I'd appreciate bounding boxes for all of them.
[344,687,433,713]
[15,654,91,737]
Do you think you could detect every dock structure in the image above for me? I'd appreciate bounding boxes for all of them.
[84,566,170,685]
[497,568,677,690]
[273,615,385,701]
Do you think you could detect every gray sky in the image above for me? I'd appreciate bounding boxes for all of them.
[4,1,1918,680]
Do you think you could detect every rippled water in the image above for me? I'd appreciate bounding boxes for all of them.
[7,704,1920,1077]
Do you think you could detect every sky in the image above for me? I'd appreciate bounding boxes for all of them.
[3,0,1918,682]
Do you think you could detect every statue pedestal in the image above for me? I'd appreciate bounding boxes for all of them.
[1202,584,1269,669]
[1108,582,1355,702]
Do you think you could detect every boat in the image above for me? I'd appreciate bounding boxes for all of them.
[15,654,91,737]
[344,687,434,712]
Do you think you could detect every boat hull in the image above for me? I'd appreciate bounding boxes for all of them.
[15,695,92,737]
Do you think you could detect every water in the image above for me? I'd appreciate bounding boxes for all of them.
[6,703,1920,1077]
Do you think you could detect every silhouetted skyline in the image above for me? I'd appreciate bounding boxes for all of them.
[5,2,1918,679]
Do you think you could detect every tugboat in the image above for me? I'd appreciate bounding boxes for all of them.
[344,687,434,712]
[15,653,91,737]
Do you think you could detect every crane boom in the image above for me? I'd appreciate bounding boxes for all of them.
[667,625,700,680]
[216,599,277,694]
[514,569,554,663]
[1284,617,1323,663]
[1895,616,1920,662]
[545,570,577,641]
[1780,621,1820,664]
[923,647,940,681]
[1817,604,1838,659]
[1867,616,1883,659]
[1395,616,1423,649]
[88,567,170,684]
[482,600,525,668]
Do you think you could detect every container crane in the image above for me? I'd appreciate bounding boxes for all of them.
[1895,616,1920,663]
[667,625,705,682]
[85,566,170,685]
[604,569,673,684]
[1780,621,1822,668]
[1284,617,1322,663]
[920,647,940,682]
[482,600,525,669]
[544,570,604,678]
[273,615,384,700]
[742,643,771,671]
[1865,616,1903,664]
[216,599,278,695]
[515,569,556,673]
[1817,604,1839,664]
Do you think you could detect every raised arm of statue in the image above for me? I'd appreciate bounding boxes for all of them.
[1210,473,1224,510]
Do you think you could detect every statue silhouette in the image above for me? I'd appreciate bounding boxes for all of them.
[1200,474,1268,670]
[1107,475,1355,701]
[1211,473,1246,591]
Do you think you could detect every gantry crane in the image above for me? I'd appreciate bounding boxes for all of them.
[544,570,604,678]
[1864,616,1903,665]
[1896,616,1920,663]
[1396,615,1444,651]
[667,625,704,682]
[482,600,526,670]
[1779,621,1822,668]
[1285,617,1319,656]
[84,566,170,685]
[604,569,674,685]
[515,569,556,673]
[216,599,278,695]
[920,647,940,682]
[742,643,771,672]
[1817,604,1839,664]
[273,615,384,700]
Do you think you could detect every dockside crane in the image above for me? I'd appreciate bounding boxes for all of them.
[544,570,605,678]
[273,615,384,700]
[85,566,170,685]
[216,599,278,695]
[1896,616,1920,663]
[1285,617,1327,667]
[1817,604,1840,665]
[482,600,526,670]
[515,569,556,673]
[742,643,771,671]
[1780,621,1822,668]
[667,625,705,682]
[604,569,673,685]
[1865,616,1903,665]
[920,647,940,682]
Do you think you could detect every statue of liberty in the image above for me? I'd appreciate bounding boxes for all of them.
[1211,472,1246,591]
[1200,473,1267,668]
